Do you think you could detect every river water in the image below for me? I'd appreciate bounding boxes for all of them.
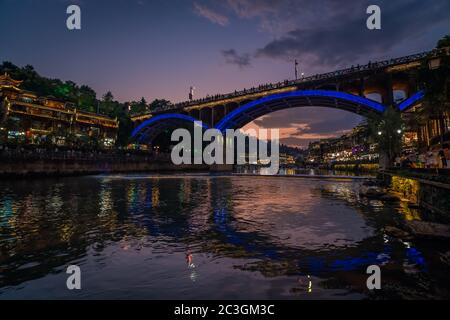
[0,174,449,299]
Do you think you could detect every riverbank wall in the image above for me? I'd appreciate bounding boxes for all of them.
[331,162,379,173]
[380,170,450,217]
[0,157,210,178]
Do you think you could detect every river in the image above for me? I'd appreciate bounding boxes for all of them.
[0,174,449,299]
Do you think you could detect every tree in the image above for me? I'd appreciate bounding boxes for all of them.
[78,85,97,112]
[53,80,78,102]
[0,60,168,149]
[367,106,405,168]
[416,34,450,146]
[437,35,450,48]
[100,91,117,115]
[139,97,147,108]
[0,61,19,74]
[148,99,172,112]
[116,113,134,146]
[103,91,114,102]
[130,97,148,114]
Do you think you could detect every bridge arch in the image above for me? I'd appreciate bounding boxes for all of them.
[130,90,425,142]
[131,113,208,144]
[397,90,425,111]
[215,90,386,131]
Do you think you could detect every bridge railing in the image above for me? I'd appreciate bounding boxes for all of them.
[133,47,448,116]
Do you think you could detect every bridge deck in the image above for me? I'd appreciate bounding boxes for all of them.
[131,47,449,121]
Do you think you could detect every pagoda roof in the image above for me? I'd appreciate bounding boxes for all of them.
[0,73,22,90]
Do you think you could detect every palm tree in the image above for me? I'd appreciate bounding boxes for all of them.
[367,106,405,169]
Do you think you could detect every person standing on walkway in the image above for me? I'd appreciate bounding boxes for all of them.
[439,147,448,169]
[444,144,450,169]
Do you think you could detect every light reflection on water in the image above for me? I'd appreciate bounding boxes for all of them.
[0,174,449,299]
[237,167,377,178]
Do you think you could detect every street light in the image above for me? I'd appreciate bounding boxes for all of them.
[397,129,402,134]
[378,131,382,136]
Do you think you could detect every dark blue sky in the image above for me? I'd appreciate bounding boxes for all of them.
[1,0,448,146]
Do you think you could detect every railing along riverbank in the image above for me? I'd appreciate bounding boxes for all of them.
[0,146,209,178]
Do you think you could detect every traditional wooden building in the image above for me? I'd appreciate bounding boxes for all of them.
[402,102,450,151]
[0,73,119,148]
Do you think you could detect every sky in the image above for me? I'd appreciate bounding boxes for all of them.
[0,0,449,147]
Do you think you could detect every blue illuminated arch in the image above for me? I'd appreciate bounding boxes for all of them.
[215,90,386,131]
[212,205,400,274]
[131,113,208,143]
[397,90,425,111]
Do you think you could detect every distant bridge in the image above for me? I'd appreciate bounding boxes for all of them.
[131,47,449,144]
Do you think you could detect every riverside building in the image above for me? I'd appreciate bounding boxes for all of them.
[0,73,118,148]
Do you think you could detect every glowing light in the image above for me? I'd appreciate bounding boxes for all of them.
[131,113,208,140]
[216,90,386,131]
[308,275,312,293]
[397,91,425,111]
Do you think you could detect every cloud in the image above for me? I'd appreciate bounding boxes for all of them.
[226,0,274,18]
[193,2,229,26]
[221,49,251,68]
[226,0,282,33]
[224,0,361,35]
[243,107,363,147]
[192,0,450,146]
[206,0,449,71]
[193,0,312,35]
[255,0,450,68]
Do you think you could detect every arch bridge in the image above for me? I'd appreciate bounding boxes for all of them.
[131,47,449,144]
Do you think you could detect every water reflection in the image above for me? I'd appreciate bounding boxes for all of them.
[236,166,377,178]
[0,175,449,299]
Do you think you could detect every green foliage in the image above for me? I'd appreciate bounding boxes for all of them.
[128,98,172,115]
[367,106,405,164]
[78,85,97,112]
[99,91,117,116]
[0,61,173,147]
[117,114,134,146]
[103,91,114,102]
[416,34,450,145]
[0,62,99,113]
[437,35,450,48]
[149,99,172,112]
[129,97,148,114]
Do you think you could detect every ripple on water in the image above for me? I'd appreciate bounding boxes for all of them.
[0,175,449,299]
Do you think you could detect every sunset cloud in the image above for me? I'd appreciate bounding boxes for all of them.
[193,2,229,26]
[242,108,363,148]
[221,49,251,68]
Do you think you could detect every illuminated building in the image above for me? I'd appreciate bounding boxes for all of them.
[279,153,296,165]
[307,125,379,164]
[403,102,450,150]
[0,73,119,147]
